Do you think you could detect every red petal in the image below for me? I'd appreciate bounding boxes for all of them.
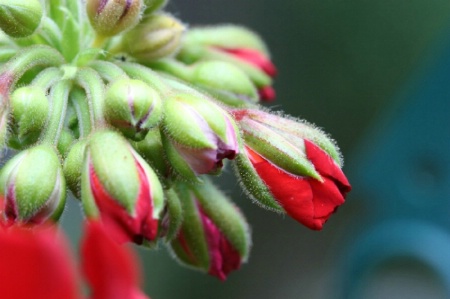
[219,48,278,77]
[304,140,351,195]
[81,221,149,299]
[0,225,80,299]
[246,146,346,230]
[258,86,276,102]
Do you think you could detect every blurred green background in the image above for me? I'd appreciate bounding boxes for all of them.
[64,1,450,298]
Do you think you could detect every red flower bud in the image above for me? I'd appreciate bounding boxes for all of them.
[217,47,277,77]
[245,142,350,230]
[233,109,351,230]
[81,131,164,245]
[170,181,250,280]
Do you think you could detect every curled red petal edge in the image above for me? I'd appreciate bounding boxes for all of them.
[218,47,278,77]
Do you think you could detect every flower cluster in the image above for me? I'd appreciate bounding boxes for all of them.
[0,0,351,297]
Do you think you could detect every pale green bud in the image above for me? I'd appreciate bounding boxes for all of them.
[87,0,143,37]
[122,13,184,61]
[104,78,162,140]
[10,86,49,147]
[0,144,66,225]
[0,0,43,38]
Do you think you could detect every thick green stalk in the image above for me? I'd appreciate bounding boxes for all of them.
[89,60,127,82]
[75,67,106,128]
[32,67,63,90]
[117,62,172,94]
[70,87,92,137]
[41,80,71,145]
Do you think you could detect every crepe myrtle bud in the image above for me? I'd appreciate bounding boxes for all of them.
[122,13,184,62]
[191,61,258,107]
[0,0,43,38]
[232,109,351,230]
[86,0,143,37]
[0,144,66,226]
[160,92,240,180]
[10,86,49,147]
[170,180,251,280]
[104,78,162,140]
[81,130,164,245]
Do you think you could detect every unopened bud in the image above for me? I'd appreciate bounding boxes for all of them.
[10,86,49,147]
[0,0,43,38]
[161,92,240,180]
[0,145,66,226]
[86,0,143,37]
[122,13,184,62]
[105,78,162,140]
[63,140,88,199]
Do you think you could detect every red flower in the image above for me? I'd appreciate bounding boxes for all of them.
[0,225,80,299]
[82,221,149,299]
[245,140,351,230]
[0,221,150,299]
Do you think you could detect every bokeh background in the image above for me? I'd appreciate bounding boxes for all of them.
[64,0,450,298]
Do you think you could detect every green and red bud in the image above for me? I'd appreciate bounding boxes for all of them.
[232,109,351,230]
[170,180,251,280]
[0,144,66,226]
[9,86,49,147]
[81,130,164,244]
[0,0,43,38]
[161,92,240,180]
[179,25,277,102]
[122,13,184,62]
[104,78,162,140]
[190,61,258,107]
[86,0,143,37]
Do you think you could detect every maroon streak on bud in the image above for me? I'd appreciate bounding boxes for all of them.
[258,86,276,102]
[88,158,158,244]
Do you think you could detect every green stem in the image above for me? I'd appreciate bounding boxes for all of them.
[41,80,71,145]
[75,67,106,128]
[32,67,63,90]
[89,60,128,82]
[70,87,92,138]
[146,59,193,81]
[117,62,172,94]
[0,45,65,93]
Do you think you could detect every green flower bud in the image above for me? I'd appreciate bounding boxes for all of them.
[57,129,75,158]
[10,86,49,147]
[0,144,66,225]
[63,140,88,199]
[122,13,184,62]
[0,0,43,38]
[191,61,258,107]
[86,0,143,37]
[104,78,162,140]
